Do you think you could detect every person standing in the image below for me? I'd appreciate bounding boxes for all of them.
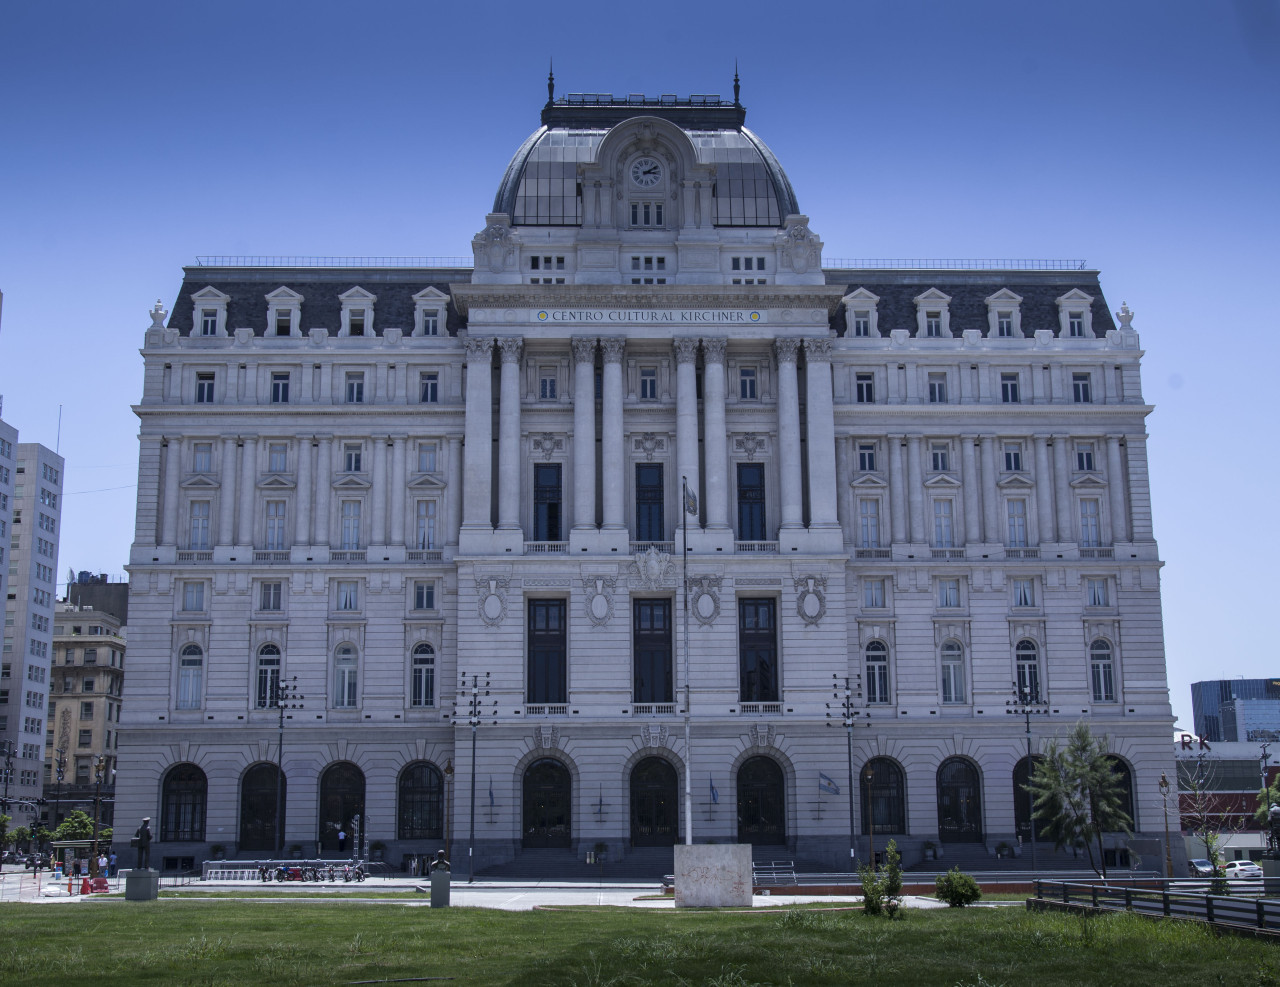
[338,827,347,854]
[108,852,117,877]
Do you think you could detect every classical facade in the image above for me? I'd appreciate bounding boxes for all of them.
[116,85,1176,871]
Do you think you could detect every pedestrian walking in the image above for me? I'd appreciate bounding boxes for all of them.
[108,852,117,877]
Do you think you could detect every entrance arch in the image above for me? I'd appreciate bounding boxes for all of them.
[630,757,679,846]
[737,756,786,845]
[319,761,366,855]
[861,757,906,836]
[523,758,571,848]
[937,757,983,842]
[239,762,284,852]
[1013,755,1044,842]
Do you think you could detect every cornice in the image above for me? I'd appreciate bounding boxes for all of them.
[450,283,846,316]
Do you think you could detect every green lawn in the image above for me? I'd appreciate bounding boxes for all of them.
[0,900,1273,986]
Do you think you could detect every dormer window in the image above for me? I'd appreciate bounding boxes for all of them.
[843,288,881,339]
[190,287,229,338]
[926,312,942,337]
[200,309,218,336]
[1055,289,1094,338]
[985,289,1023,338]
[853,311,871,337]
[997,313,1013,336]
[339,287,377,337]
[265,286,303,338]
[913,288,952,338]
[349,309,366,336]
[1068,312,1085,337]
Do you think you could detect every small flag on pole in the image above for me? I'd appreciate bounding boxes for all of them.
[488,777,494,808]
[710,774,719,804]
[683,478,698,516]
[819,772,840,796]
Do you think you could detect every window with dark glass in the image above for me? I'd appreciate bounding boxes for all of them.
[528,600,567,703]
[738,598,778,702]
[737,463,765,541]
[635,463,663,541]
[533,463,562,541]
[633,599,672,703]
[398,761,443,839]
[161,763,207,841]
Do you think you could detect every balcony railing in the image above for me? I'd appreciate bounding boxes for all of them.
[855,548,891,559]
[525,704,569,716]
[633,703,677,715]
[735,541,779,554]
[739,702,783,714]
[1079,547,1114,559]
[629,541,674,554]
[931,548,965,560]
[524,542,568,555]
[407,549,443,563]
[1005,548,1040,559]
[176,551,213,563]
[253,551,290,563]
[330,550,366,563]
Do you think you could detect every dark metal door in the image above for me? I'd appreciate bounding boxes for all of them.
[937,758,982,842]
[630,757,678,846]
[737,756,786,845]
[523,759,571,848]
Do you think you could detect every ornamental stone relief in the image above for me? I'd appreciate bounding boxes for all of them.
[778,220,821,274]
[794,574,827,626]
[748,723,777,749]
[533,725,560,750]
[476,577,509,626]
[533,434,565,461]
[735,433,765,461]
[630,546,675,590]
[634,433,666,462]
[639,724,670,749]
[474,218,519,273]
[583,576,616,626]
[689,574,722,626]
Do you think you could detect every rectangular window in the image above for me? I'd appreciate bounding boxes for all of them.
[83,648,97,665]
[79,729,92,747]
[340,500,361,550]
[927,372,947,403]
[413,581,435,611]
[1079,499,1101,547]
[925,312,942,337]
[255,652,280,709]
[1017,657,1040,702]
[1076,442,1096,472]
[268,443,288,473]
[193,442,213,473]
[930,442,950,472]
[271,372,289,404]
[348,309,366,336]
[1072,372,1092,404]
[1087,578,1110,607]
[737,462,766,541]
[997,312,1013,337]
[639,367,657,400]
[343,443,363,472]
[422,310,439,336]
[336,580,359,611]
[855,372,875,404]
[853,311,871,337]
[941,648,965,703]
[1012,578,1035,607]
[857,442,876,472]
[182,582,204,611]
[738,598,778,702]
[411,645,435,708]
[419,371,439,403]
[1068,311,1085,337]
[417,442,438,473]
[539,369,557,401]
[415,500,437,550]
[1001,372,1020,404]
[937,578,960,608]
[345,372,365,403]
[188,501,210,550]
[265,500,286,550]
[1091,648,1115,702]
[200,309,217,336]
[863,578,886,609]
[533,463,562,541]
[195,373,215,404]
[1003,442,1023,472]
[1006,499,1028,547]
[635,463,664,542]
[259,581,282,611]
[275,310,291,336]
[739,367,758,400]
[630,202,663,227]
[633,598,673,703]
[858,499,880,548]
[527,599,567,704]
[933,500,954,548]
[334,648,358,707]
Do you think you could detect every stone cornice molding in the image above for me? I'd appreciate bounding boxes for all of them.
[450,283,846,315]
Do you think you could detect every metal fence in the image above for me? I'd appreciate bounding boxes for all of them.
[1033,878,1280,934]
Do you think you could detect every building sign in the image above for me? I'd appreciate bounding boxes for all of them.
[535,309,763,325]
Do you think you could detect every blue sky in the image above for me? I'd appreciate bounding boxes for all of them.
[1,1,1277,734]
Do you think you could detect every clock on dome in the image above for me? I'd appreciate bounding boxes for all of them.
[630,156,663,188]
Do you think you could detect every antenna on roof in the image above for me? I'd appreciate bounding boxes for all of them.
[547,59,555,107]
[733,59,741,106]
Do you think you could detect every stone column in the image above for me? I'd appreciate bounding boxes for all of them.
[314,437,332,546]
[496,337,524,531]
[674,337,702,525]
[390,436,407,546]
[161,438,180,547]
[979,436,998,543]
[834,437,851,544]
[1126,436,1154,541]
[775,338,803,530]
[218,437,237,547]
[702,337,730,531]
[888,434,907,544]
[1052,435,1072,543]
[371,436,388,546]
[600,338,626,530]
[237,436,257,546]
[294,437,312,546]
[462,337,495,530]
[571,336,597,531]
[1106,435,1128,543]
[803,338,839,529]
[1033,436,1054,542]
[446,437,463,545]
[962,435,981,545]
[906,436,924,543]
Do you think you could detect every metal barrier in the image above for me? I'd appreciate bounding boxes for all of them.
[1032,878,1280,934]
[752,860,798,887]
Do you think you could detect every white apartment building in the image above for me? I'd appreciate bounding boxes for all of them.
[115,85,1176,872]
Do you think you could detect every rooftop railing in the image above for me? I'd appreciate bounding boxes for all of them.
[194,256,1089,272]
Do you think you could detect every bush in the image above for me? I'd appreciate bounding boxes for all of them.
[934,866,982,907]
[858,839,904,918]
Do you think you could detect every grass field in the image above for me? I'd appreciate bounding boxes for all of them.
[0,900,1274,986]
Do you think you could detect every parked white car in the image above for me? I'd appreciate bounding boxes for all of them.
[1222,860,1264,880]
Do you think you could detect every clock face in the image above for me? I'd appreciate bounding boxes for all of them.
[630,156,663,188]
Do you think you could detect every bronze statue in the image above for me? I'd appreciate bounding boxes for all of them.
[429,849,450,873]
[133,817,153,870]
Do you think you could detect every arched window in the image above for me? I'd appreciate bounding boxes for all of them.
[630,757,679,847]
[1015,639,1040,701]
[865,641,890,704]
[398,761,443,840]
[334,644,358,708]
[411,643,435,708]
[1013,755,1045,841]
[937,757,982,842]
[523,758,572,848]
[940,640,965,704]
[161,763,207,841]
[737,756,786,845]
[177,644,203,710]
[255,643,281,709]
[319,761,366,854]
[1106,756,1135,830]
[860,757,905,835]
[1090,640,1115,702]
[239,762,284,852]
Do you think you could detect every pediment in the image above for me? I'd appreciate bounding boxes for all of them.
[191,286,230,303]
[413,286,449,304]
[913,287,952,305]
[923,473,962,488]
[257,473,297,490]
[985,288,1023,307]
[1056,288,1094,306]
[265,286,304,303]
[843,287,880,305]
[180,474,220,489]
[1069,473,1106,489]
[996,473,1034,489]
[850,474,888,488]
[339,286,377,303]
[408,473,447,489]
[332,474,372,490]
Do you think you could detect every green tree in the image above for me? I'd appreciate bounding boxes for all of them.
[1028,721,1133,877]
[53,810,96,841]
[10,826,33,851]
[0,812,10,849]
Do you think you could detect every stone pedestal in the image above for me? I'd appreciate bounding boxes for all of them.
[430,868,451,907]
[1260,858,1280,879]
[673,844,752,908]
[124,869,159,901]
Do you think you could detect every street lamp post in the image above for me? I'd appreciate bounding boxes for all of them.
[826,674,862,871]
[52,747,66,839]
[442,759,454,865]
[459,673,491,883]
[91,755,106,878]
[681,476,696,846]
[0,740,14,802]
[1158,772,1173,878]
[1006,683,1050,872]
[268,676,304,858]
[862,764,876,870]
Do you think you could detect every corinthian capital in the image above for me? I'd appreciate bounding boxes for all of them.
[804,337,832,361]
[701,336,727,363]
[497,336,524,363]
[673,337,700,364]
[570,337,597,364]
[464,336,494,361]
[774,338,801,363]
[599,337,626,363]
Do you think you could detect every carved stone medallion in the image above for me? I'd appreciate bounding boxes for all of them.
[630,546,674,590]
[689,574,722,626]
[794,575,827,626]
[476,577,509,626]
[583,576,616,626]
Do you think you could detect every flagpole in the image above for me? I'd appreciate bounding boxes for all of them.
[682,475,693,846]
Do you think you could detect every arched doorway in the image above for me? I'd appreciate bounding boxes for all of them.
[860,757,906,836]
[239,763,284,852]
[523,758,571,848]
[161,763,207,842]
[630,757,679,846]
[1106,756,1136,830]
[1013,755,1045,843]
[937,757,982,842]
[737,756,786,845]
[319,762,366,855]
[398,762,444,840]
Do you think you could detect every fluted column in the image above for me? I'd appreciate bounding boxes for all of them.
[600,338,626,530]
[674,337,702,525]
[962,435,981,545]
[446,437,463,545]
[294,437,312,546]
[906,436,924,543]
[237,436,257,546]
[390,436,407,546]
[314,437,332,546]
[834,438,851,543]
[217,437,237,547]
[571,336,597,531]
[1033,436,1054,542]
[888,434,907,544]
[462,337,495,530]
[979,436,998,542]
[1052,435,1072,543]
[371,436,388,545]
[1106,435,1128,543]
[803,338,839,528]
[775,338,803,529]
[161,437,180,547]
[702,337,730,531]
[496,337,524,531]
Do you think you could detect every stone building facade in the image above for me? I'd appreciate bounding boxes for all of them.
[115,87,1175,871]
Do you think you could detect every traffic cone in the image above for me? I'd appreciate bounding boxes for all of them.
[80,876,91,895]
